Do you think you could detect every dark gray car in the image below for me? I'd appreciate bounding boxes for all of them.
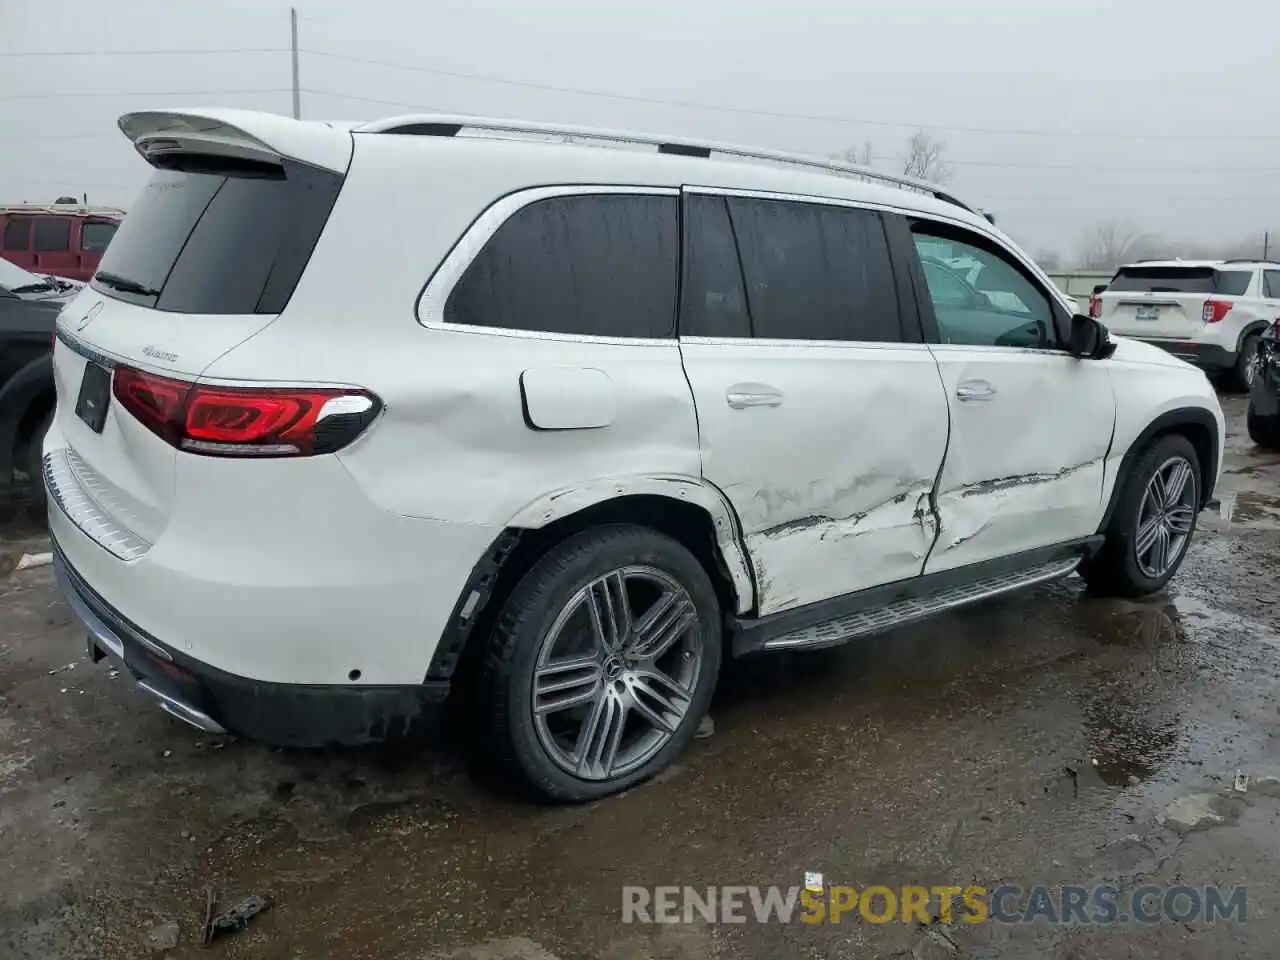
[0,282,60,502]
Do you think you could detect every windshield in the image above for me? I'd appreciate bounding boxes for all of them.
[0,256,38,292]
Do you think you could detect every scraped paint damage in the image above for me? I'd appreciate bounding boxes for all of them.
[742,475,938,615]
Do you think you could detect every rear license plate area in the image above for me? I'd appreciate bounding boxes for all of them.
[75,362,111,434]
[1135,305,1160,321]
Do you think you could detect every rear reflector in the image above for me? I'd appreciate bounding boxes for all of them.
[1202,299,1232,324]
[112,367,380,457]
[1088,295,1102,319]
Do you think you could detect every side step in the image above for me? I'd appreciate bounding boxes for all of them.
[763,558,1080,651]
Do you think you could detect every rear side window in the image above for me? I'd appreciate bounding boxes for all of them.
[1265,271,1280,299]
[3,218,31,251]
[80,221,117,253]
[725,197,901,341]
[445,194,678,338]
[33,218,70,252]
[1108,266,1252,297]
[681,195,751,338]
[91,157,344,314]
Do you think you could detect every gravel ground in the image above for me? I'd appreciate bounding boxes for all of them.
[2,396,1279,959]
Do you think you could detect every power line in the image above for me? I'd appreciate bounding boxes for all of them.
[299,90,1280,175]
[299,47,1280,144]
[0,88,290,103]
[0,47,287,58]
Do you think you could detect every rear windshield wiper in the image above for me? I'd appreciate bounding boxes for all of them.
[95,271,160,297]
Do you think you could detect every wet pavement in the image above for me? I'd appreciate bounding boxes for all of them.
[3,396,1280,959]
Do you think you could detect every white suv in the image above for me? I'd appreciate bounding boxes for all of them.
[1094,259,1280,391]
[47,109,1224,801]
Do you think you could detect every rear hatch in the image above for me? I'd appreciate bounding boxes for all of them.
[1100,265,1252,338]
[51,110,349,545]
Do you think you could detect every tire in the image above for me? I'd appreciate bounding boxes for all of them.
[481,524,722,802]
[26,411,52,506]
[1248,405,1280,450]
[1081,434,1201,598]
[1232,334,1261,393]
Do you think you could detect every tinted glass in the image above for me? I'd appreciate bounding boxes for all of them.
[1108,266,1251,296]
[681,195,750,338]
[725,197,900,341]
[33,218,70,252]
[3,219,31,251]
[921,259,978,309]
[1265,271,1280,299]
[912,230,1055,349]
[445,194,678,338]
[91,157,343,314]
[80,221,118,252]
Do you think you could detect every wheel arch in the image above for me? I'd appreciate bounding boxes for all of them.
[426,477,755,683]
[1237,319,1270,355]
[1097,407,1219,534]
[0,353,54,486]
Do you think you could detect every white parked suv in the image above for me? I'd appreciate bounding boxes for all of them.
[47,109,1224,801]
[1093,259,1280,391]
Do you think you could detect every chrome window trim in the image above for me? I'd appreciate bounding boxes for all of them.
[415,184,681,345]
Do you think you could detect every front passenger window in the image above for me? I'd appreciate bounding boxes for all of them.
[912,229,1055,349]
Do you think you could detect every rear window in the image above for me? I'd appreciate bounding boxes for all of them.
[1108,266,1253,297]
[80,221,118,253]
[91,157,344,314]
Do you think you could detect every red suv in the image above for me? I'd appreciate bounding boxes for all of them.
[1,203,124,283]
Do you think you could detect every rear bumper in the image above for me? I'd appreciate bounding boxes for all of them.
[1127,338,1235,371]
[53,537,450,747]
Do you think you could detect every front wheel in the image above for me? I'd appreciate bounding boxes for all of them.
[1248,405,1280,450]
[1081,435,1201,598]
[481,525,722,802]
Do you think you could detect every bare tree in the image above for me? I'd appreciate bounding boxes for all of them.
[833,141,875,167]
[900,130,953,183]
[1036,249,1063,271]
[1076,221,1158,270]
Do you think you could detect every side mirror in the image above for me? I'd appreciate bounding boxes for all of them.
[1067,313,1116,360]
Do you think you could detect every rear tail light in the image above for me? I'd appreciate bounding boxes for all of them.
[112,366,381,457]
[1202,299,1232,324]
[1088,294,1102,318]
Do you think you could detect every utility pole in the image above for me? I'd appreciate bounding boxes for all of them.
[290,7,301,120]
[1265,231,1271,261]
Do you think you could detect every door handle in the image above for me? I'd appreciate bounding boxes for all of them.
[955,380,996,402]
[726,385,784,409]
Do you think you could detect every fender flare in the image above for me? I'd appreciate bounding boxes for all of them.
[1237,320,1269,355]
[0,353,53,483]
[424,476,757,682]
[1096,407,1220,534]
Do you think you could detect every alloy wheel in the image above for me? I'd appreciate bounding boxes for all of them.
[1134,456,1197,579]
[531,566,703,782]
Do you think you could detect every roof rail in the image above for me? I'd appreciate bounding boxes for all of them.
[354,113,976,215]
[1224,257,1278,265]
[0,202,126,218]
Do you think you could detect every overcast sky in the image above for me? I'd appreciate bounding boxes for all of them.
[3,0,1278,260]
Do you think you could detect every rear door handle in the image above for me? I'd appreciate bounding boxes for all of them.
[955,380,996,402]
[726,384,784,409]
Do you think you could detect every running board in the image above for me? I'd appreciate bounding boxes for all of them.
[762,557,1080,651]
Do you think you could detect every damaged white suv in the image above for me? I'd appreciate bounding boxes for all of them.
[48,109,1224,801]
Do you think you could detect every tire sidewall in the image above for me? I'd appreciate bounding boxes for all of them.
[497,526,722,802]
[1109,435,1201,593]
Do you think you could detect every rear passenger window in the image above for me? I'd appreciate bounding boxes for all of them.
[1215,271,1252,297]
[725,197,901,341]
[681,195,751,338]
[3,219,31,251]
[33,218,70,252]
[445,194,678,338]
[1264,271,1280,299]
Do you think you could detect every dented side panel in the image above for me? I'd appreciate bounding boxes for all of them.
[679,339,950,616]
[924,345,1116,573]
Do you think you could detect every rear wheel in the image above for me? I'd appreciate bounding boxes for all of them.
[1082,435,1201,598]
[1232,334,1261,392]
[25,411,52,506]
[481,525,721,802]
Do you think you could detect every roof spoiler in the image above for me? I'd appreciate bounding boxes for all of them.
[117,109,354,175]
